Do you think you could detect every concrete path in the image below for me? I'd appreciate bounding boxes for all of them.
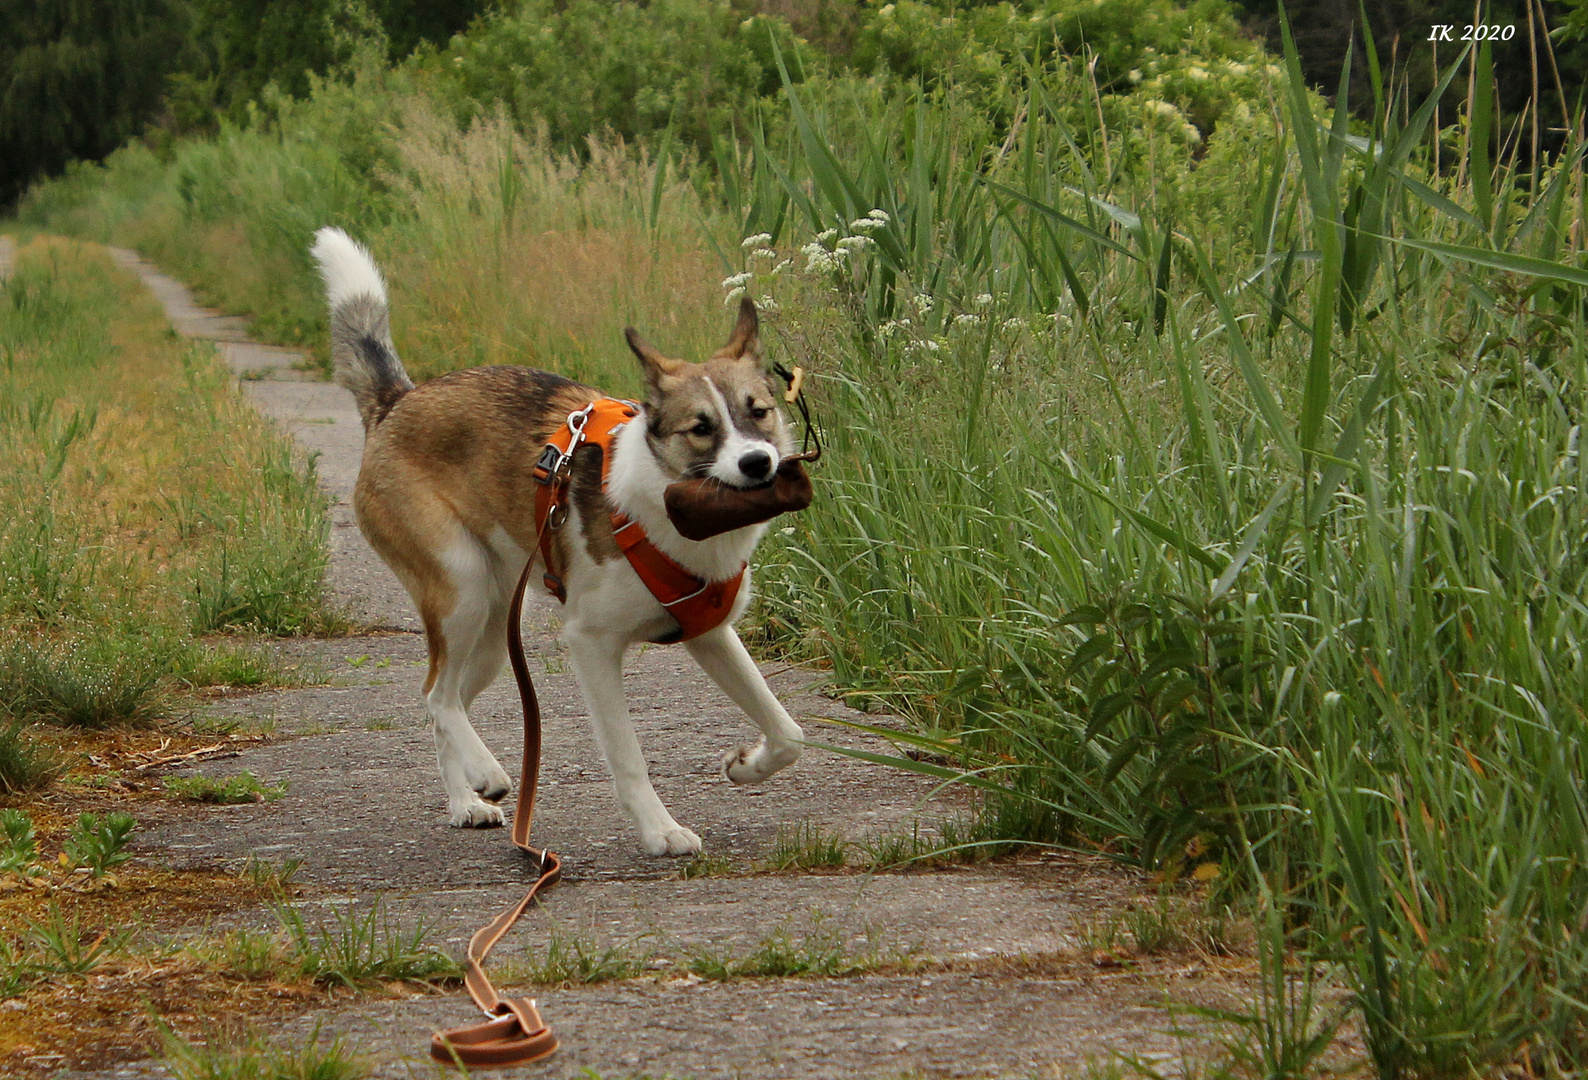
[96,248,1243,1079]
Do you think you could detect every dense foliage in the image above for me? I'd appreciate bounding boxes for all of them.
[0,0,194,204]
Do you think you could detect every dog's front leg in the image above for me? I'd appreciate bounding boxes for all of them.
[685,624,804,784]
[563,627,703,856]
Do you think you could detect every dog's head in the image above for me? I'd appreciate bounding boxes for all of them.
[625,298,793,488]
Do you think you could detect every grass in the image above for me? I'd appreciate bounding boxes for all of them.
[0,237,335,759]
[687,921,896,981]
[0,719,64,793]
[512,927,654,986]
[161,1028,371,1080]
[14,11,1588,1076]
[270,898,461,987]
[164,771,290,804]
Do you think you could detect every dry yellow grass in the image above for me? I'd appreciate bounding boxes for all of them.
[378,105,730,389]
[0,235,330,640]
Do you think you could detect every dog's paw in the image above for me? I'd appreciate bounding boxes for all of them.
[468,759,512,802]
[448,797,506,828]
[722,739,801,785]
[640,825,702,857]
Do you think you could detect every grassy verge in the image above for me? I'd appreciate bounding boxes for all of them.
[0,237,335,762]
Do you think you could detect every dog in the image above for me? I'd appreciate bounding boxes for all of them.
[309,227,804,856]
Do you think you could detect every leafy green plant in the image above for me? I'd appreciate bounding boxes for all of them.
[688,923,880,980]
[164,771,289,804]
[242,855,303,896]
[62,811,136,878]
[0,808,42,877]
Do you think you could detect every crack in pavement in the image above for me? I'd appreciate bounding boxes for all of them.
[88,247,1241,1080]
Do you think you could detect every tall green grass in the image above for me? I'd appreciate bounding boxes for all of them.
[723,32,1588,1077]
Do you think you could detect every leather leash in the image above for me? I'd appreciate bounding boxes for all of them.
[429,553,562,1068]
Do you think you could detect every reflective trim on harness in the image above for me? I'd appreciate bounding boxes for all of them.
[532,398,745,643]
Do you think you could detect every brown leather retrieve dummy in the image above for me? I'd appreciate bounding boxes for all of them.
[430,431,816,1068]
[663,459,814,541]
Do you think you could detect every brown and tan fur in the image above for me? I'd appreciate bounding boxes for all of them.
[312,228,803,852]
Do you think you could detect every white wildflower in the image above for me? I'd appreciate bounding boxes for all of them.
[973,293,993,310]
[741,232,773,249]
[751,247,778,262]
[772,259,792,275]
[724,287,746,306]
[1186,66,1210,81]
[754,295,779,313]
[1127,69,1142,83]
[801,241,848,272]
[1001,317,1025,333]
[911,293,934,315]
[721,271,753,289]
[836,235,873,251]
[953,312,984,328]
[816,228,838,243]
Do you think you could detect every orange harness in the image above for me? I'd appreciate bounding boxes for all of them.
[532,399,744,644]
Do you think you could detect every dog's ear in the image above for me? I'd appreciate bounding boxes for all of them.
[626,327,683,391]
[719,296,759,361]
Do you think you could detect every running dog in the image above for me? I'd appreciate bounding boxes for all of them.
[310,227,803,856]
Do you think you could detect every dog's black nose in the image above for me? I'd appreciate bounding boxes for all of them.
[738,450,772,480]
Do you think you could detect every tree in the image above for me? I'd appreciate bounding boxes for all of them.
[0,0,194,206]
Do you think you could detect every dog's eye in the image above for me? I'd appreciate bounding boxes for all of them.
[688,420,713,437]
[749,405,770,421]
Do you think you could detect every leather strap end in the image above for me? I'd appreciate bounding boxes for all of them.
[430,999,559,1068]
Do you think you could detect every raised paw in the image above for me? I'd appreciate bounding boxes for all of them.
[640,825,702,857]
[722,739,801,785]
[448,797,506,828]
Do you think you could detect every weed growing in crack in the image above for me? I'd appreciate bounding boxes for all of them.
[161,1025,371,1080]
[241,855,303,897]
[765,820,848,871]
[189,926,286,981]
[516,928,653,986]
[273,899,460,987]
[688,922,889,981]
[165,771,289,804]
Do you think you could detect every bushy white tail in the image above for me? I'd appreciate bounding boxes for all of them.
[310,227,412,430]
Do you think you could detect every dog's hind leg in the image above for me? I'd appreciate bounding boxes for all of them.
[685,623,804,784]
[563,625,703,856]
[426,535,514,827]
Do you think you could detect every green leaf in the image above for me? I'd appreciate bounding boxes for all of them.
[1085,691,1136,740]
[1379,235,1588,288]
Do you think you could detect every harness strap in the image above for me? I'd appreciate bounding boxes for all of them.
[430,556,561,1068]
